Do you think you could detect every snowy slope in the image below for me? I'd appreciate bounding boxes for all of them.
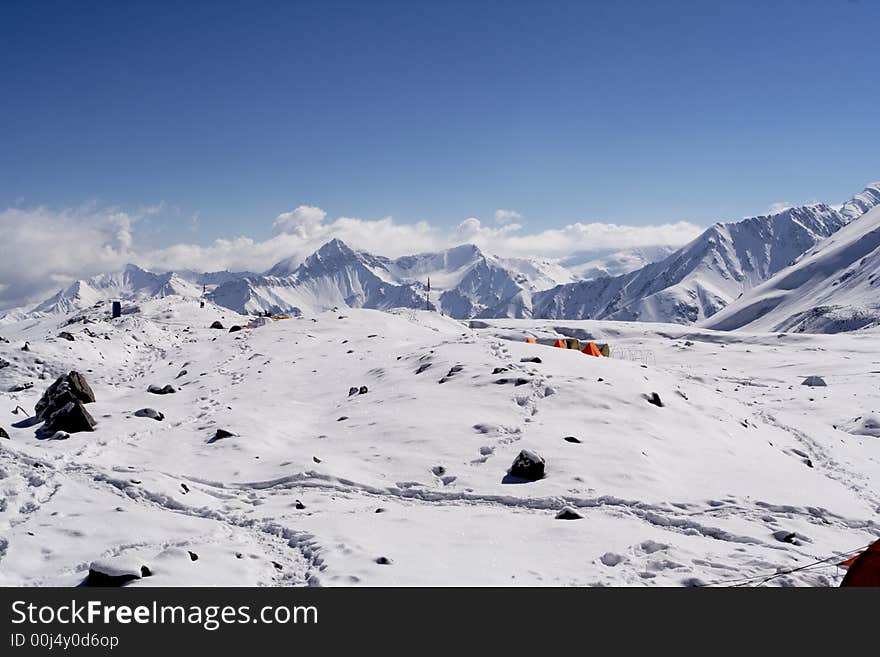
[532,203,854,324]
[840,181,880,220]
[703,204,880,333]
[0,300,877,587]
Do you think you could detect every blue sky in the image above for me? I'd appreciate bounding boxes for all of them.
[1,0,879,249]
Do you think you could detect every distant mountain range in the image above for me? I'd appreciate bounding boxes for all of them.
[7,181,880,332]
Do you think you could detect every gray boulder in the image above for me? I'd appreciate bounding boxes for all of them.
[35,371,96,420]
[134,408,164,421]
[44,400,96,434]
[508,449,546,481]
[147,384,176,395]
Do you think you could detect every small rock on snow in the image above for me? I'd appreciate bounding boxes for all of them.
[147,384,176,395]
[555,506,583,520]
[134,408,164,421]
[647,392,664,407]
[208,428,236,444]
[508,449,546,481]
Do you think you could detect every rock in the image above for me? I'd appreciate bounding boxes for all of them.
[188,551,199,561]
[772,530,810,545]
[375,508,386,513]
[514,378,529,386]
[508,449,545,481]
[147,384,176,395]
[520,356,542,364]
[0,427,9,439]
[21,342,30,352]
[563,436,582,444]
[58,331,75,342]
[802,376,827,387]
[647,392,664,407]
[44,400,97,434]
[358,385,368,395]
[375,556,392,565]
[134,408,164,421]
[0,357,10,369]
[228,325,243,333]
[295,500,306,510]
[49,431,70,440]
[415,363,432,374]
[313,456,321,463]
[555,506,583,520]
[9,382,33,393]
[492,367,508,375]
[35,371,96,420]
[348,387,359,396]
[209,321,224,329]
[208,428,236,443]
[85,559,150,587]
[175,369,188,379]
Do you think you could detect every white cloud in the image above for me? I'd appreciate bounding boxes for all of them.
[272,205,327,237]
[494,209,522,224]
[764,202,793,215]
[0,205,136,309]
[0,202,705,312]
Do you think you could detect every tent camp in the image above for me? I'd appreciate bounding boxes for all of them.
[802,376,827,387]
[553,339,566,348]
[839,540,880,587]
[582,342,602,357]
[565,338,581,351]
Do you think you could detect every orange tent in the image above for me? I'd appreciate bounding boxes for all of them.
[582,342,602,357]
[553,339,566,348]
[840,540,880,587]
[525,337,537,344]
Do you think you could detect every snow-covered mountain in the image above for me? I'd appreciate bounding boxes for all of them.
[840,181,880,221]
[29,264,203,316]
[209,240,576,318]
[561,246,678,280]
[531,185,880,324]
[703,203,880,333]
[10,181,879,326]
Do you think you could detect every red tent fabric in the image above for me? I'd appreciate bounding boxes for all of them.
[840,540,880,587]
[553,339,566,348]
[582,342,602,357]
